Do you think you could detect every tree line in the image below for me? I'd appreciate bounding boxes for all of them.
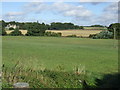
[0,20,120,39]
[1,20,84,30]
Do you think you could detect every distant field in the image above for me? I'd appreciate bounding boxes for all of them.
[46,30,102,37]
[3,36,118,74]
[6,29,103,37]
[84,27,107,30]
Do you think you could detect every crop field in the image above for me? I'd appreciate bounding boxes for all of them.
[46,30,102,37]
[83,27,107,30]
[6,29,102,37]
[2,36,118,74]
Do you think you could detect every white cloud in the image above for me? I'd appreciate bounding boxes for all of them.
[2,2,118,26]
[91,2,118,26]
[23,2,47,14]
[3,12,26,21]
[1,0,119,2]
[5,12,25,16]
[52,2,93,20]
[104,2,118,13]
[79,0,119,2]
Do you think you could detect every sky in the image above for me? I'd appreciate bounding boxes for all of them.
[0,1,119,26]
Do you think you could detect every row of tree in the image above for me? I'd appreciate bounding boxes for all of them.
[1,27,62,37]
[0,20,120,39]
[2,20,84,30]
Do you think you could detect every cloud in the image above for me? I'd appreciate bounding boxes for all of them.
[79,0,119,2]
[92,2,118,26]
[3,12,26,21]
[104,2,118,13]
[52,2,93,20]
[23,2,47,14]
[5,12,25,16]
[2,2,118,26]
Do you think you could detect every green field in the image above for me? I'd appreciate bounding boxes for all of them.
[2,36,118,74]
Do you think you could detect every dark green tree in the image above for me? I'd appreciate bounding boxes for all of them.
[25,23,46,36]
[10,28,23,36]
[91,25,104,27]
[0,20,7,36]
[108,23,120,39]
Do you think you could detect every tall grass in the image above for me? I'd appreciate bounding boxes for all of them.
[2,62,93,88]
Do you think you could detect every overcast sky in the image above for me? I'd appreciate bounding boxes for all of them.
[1,1,119,26]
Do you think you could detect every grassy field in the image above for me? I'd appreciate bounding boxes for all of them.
[2,36,118,74]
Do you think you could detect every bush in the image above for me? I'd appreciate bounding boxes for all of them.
[9,28,23,36]
[44,31,62,37]
[2,29,7,36]
[2,64,89,88]
[79,26,84,29]
[9,27,14,30]
[89,34,97,38]
[26,29,45,36]
[66,35,77,37]
[108,23,120,39]
[89,31,113,39]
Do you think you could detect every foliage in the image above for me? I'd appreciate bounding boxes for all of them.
[1,20,84,31]
[25,22,46,36]
[44,31,61,37]
[95,73,120,88]
[89,31,113,39]
[1,28,7,36]
[91,25,105,27]
[66,34,77,37]
[108,23,120,39]
[79,26,84,29]
[9,28,23,36]
[50,22,83,30]
[2,63,88,88]
[0,21,7,36]
[9,27,14,30]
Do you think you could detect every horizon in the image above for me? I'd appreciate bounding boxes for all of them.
[1,20,109,27]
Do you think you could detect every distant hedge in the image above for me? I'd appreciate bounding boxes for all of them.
[89,31,113,39]
[44,31,62,37]
[9,27,14,30]
[9,28,23,36]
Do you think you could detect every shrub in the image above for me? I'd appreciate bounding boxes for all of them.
[66,35,77,37]
[108,23,120,39]
[2,64,89,88]
[2,29,7,36]
[44,31,62,37]
[26,29,45,36]
[9,28,23,36]
[89,31,113,39]
[79,26,84,29]
[9,27,14,30]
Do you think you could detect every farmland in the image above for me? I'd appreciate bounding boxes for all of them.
[46,30,102,37]
[6,29,102,37]
[2,36,118,88]
[2,36,118,73]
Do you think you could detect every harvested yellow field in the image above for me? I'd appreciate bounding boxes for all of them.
[19,30,27,35]
[6,29,102,37]
[46,30,102,37]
